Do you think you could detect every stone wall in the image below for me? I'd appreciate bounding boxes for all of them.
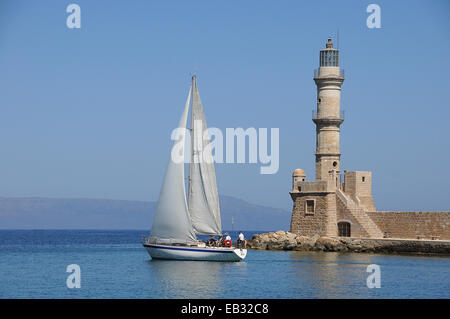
[344,171,371,196]
[358,196,376,212]
[295,181,328,193]
[290,192,336,237]
[367,211,450,240]
[343,171,376,211]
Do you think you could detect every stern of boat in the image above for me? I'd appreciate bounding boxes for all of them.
[233,248,247,261]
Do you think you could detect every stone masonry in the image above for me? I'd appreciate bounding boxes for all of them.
[290,38,450,241]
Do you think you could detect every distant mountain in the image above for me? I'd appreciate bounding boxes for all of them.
[0,195,289,231]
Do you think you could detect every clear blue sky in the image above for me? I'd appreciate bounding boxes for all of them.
[0,0,449,211]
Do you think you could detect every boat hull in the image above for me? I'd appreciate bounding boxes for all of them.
[143,243,247,262]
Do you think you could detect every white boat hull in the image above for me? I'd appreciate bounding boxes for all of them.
[143,243,247,262]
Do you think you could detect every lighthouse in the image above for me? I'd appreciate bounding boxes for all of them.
[313,37,344,191]
[290,37,377,238]
[289,37,448,241]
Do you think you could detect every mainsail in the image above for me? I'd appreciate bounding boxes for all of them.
[188,76,222,236]
[150,86,197,243]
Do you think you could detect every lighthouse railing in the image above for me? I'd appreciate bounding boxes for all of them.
[312,109,345,120]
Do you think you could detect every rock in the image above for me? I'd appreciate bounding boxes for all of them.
[294,236,316,251]
[285,232,297,240]
[266,242,283,250]
[283,238,298,250]
[247,234,268,250]
[315,237,344,251]
[248,231,450,254]
[270,231,283,240]
[345,239,363,252]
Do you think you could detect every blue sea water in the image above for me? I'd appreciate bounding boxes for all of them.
[0,230,449,299]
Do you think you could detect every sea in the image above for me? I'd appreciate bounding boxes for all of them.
[0,230,449,299]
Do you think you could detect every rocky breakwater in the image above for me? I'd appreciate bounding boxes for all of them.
[247,231,450,255]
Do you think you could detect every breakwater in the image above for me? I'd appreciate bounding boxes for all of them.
[247,231,450,255]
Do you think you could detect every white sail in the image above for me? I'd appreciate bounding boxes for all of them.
[188,76,222,236]
[150,86,197,244]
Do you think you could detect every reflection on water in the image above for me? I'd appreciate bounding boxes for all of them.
[288,252,379,298]
[149,259,249,298]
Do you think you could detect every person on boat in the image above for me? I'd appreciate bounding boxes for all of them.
[217,235,224,247]
[207,236,216,246]
[224,232,232,247]
[237,231,246,248]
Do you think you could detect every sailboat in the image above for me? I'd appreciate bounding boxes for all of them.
[143,76,247,262]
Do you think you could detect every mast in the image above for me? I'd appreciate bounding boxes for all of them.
[188,75,195,207]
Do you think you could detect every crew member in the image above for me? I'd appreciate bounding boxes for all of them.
[237,231,246,248]
[217,235,224,247]
[207,236,216,246]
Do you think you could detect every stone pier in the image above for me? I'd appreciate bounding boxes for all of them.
[247,231,450,255]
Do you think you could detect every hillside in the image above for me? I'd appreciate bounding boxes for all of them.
[0,195,289,231]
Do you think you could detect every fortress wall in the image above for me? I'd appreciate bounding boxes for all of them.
[358,196,376,212]
[367,211,450,240]
[326,193,338,237]
[344,171,372,198]
[290,193,335,237]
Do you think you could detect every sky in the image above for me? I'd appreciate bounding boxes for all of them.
[0,0,449,211]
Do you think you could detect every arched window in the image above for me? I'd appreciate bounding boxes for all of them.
[338,222,351,237]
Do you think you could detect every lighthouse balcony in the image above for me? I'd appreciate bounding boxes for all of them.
[312,110,344,124]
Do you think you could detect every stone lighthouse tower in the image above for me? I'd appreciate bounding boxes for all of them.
[290,37,345,238]
[290,37,382,239]
[313,37,344,191]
